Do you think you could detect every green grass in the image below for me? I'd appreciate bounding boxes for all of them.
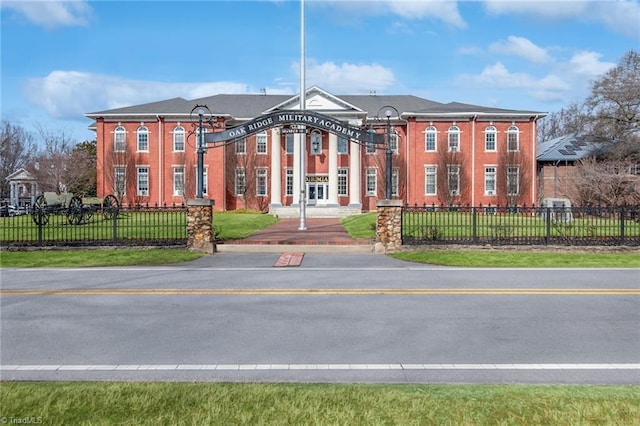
[0,248,204,268]
[391,249,640,267]
[1,382,637,425]
[341,212,376,238]
[214,209,279,240]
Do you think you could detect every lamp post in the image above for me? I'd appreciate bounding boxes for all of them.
[378,106,399,200]
[191,104,210,199]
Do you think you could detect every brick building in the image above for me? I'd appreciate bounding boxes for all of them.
[86,86,545,216]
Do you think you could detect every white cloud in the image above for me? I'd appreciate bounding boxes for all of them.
[568,51,616,76]
[483,0,640,40]
[1,0,92,29]
[489,36,552,63]
[23,71,258,119]
[301,60,396,93]
[319,0,466,28]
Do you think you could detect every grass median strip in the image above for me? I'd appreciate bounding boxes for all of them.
[0,382,638,425]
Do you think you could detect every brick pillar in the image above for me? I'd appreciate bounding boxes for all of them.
[186,198,215,254]
[374,200,403,253]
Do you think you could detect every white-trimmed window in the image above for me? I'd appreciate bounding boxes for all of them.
[389,131,399,154]
[338,136,348,155]
[236,138,246,155]
[392,167,399,196]
[485,166,497,195]
[173,126,185,152]
[447,125,460,152]
[338,168,348,196]
[137,126,149,152]
[256,131,267,154]
[256,168,268,196]
[507,166,520,195]
[507,125,520,151]
[425,166,437,195]
[137,167,149,196]
[173,166,185,196]
[366,130,377,154]
[235,168,246,196]
[286,169,294,196]
[366,168,377,195]
[447,165,460,196]
[310,131,322,155]
[114,166,126,195]
[485,125,497,151]
[285,134,294,154]
[114,126,126,152]
[425,125,437,152]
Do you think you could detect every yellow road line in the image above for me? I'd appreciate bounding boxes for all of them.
[1,288,639,296]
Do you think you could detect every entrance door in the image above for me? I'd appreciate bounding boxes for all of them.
[306,182,329,206]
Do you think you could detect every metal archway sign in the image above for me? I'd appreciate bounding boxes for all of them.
[204,110,385,145]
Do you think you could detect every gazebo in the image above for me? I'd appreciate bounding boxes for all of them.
[5,168,39,208]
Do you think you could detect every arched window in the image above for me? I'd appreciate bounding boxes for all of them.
[507,125,520,151]
[114,126,126,152]
[173,126,185,151]
[425,125,437,152]
[137,125,149,151]
[447,125,460,152]
[485,125,497,151]
[389,130,399,154]
[256,131,267,154]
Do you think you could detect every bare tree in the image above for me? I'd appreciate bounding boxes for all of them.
[437,150,468,206]
[565,157,639,206]
[224,137,269,210]
[498,150,532,207]
[0,122,37,197]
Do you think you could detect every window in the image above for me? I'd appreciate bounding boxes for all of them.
[235,168,246,196]
[485,166,497,195]
[507,125,519,151]
[137,167,149,196]
[366,168,377,195]
[256,132,267,154]
[392,167,399,196]
[507,166,519,195]
[173,167,184,196]
[137,126,149,152]
[114,166,126,195]
[114,126,126,152]
[425,166,437,195]
[338,168,348,196]
[256,168,268,196]
[425,126,437,152]
[286,169,294,196]
[236,138,246,155]
[310,131,322,155]
[485,125,497,151]
[366,130,377,154]
[447,165,460,196]
[338,136,348,155]
[285,134,294,154]
[389,131,399,154]
[173,126,185,151]
[448,125,460,152]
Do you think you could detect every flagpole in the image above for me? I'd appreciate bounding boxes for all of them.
[298,0,307,230]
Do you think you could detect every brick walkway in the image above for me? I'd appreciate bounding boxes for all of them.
[229,218,371,246]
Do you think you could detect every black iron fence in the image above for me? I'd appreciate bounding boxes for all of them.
[1,204,188,248]
[402,204,640,246]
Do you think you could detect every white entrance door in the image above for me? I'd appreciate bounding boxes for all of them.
[307,182,329,206]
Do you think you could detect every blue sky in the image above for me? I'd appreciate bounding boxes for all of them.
[1,0,638,144]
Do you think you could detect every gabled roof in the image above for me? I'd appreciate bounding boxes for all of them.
[5,168,36,182]
[537,133,600,162]
[408,101,544,117]
[86,97,195,117]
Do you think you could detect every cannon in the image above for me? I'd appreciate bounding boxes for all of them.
[31,192,120,225]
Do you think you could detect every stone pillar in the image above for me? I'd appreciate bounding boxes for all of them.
[186,198,215,254]
[374,199,403,254]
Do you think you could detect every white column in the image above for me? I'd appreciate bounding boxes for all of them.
[328,133,338,205]
[270,128,282,206]
[349,140,362,207]
[292,133,301,205]
[10,182,16,206]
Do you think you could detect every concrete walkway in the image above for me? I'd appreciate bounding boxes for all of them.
[217,218,373,253]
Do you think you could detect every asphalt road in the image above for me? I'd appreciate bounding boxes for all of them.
[1,252,639,384]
